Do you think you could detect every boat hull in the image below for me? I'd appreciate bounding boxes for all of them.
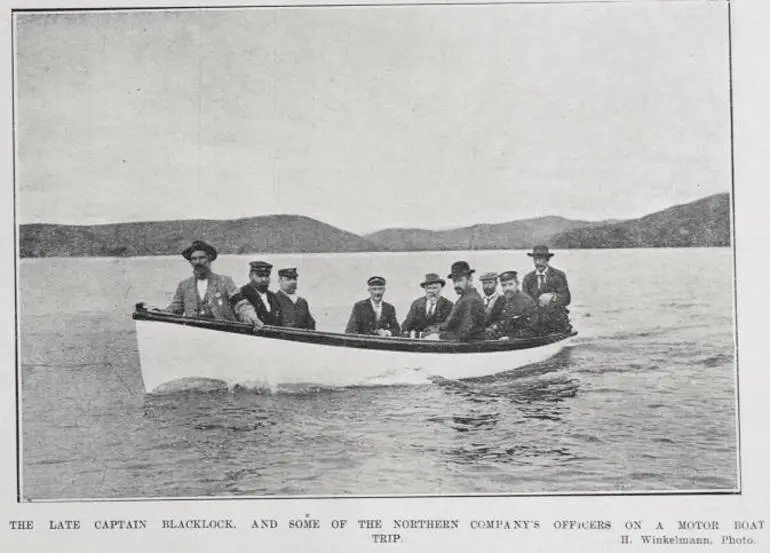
[134,311,576,393]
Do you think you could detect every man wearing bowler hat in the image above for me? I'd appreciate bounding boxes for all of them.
[486,270,538,340]
[478,272,506,327]
[401,273,454,336]
[275,267,316,330]
[521,245,572,332]
[438,261,486,341]
[240,261,282,326]
[166,240,262,328]
[345,276,400,337]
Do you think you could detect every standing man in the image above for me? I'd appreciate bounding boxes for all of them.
[401,273,454,336]
[166,240,262,328]
[438,261,487,341]
[240,261,282,326]
[479,272,506,326]
[521,245,572,332]
[275,267,316,330]
[345,276,400,336]
[485,270,538,339]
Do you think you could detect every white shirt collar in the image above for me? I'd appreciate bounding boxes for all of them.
[258,290,271,312]
[536,266,550,276]
[196,278,208,299]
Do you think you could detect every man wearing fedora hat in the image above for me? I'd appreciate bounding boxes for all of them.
[274,267,316,330]
[240,261,282,326]
[522,245,572,332]
[485,270,538,340]
[166,240,262,328]
[345,276,400,337]
[401,273,454,336]
[437,261,486,341]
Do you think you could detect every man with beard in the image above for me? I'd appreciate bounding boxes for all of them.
[401,273,454,336]
[479,272,506,326]
[521,245,572,333]
[438,261,486,341]
[240,261,282,326]
[345,276,400,336]
[485,270,538,340]
[275,267,316,330]
[166,240,262,328]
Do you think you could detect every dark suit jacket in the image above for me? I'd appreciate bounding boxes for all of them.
[275,290,316,330]
[345,299,400,336]
[482,292,506,326]
[401,295,454,334]
[439,289,486,341]
[522,266,571,307]
[240,282,282,325]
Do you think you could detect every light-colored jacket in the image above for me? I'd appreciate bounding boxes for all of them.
[166,272,256,322]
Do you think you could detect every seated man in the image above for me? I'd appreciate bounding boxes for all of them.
[275,267,316,330]
[485,270,538,340]
[345,276,400,336]
[521,245,572,333]
[438,261,486,341]
[240,261,282,326]
[479,272,506,326]
[401,273,454,336]
[166,240,262,328]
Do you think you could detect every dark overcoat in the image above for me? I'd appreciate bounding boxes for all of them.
[521,266,571,307]
[275,290,316,330]
[438,289,486,341]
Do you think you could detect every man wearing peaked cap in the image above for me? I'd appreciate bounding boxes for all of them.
[275,267,316,330]
[521,245,572,333]
[401,273,454,336]
[240,260,282,326]
[486,270,539,340]
[478,271,506,327]
[437,261,486,341]
[166,240,262,329]
[345,276,400,337]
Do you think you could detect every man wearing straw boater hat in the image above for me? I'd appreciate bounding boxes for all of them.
[240,260,283,326]
[345,276,401,337]
[478,271,506,327]
[437,261,486,341]
[275,267,316,330]
[401,273,454,336]
[166,240,262,328]
[521,245,572,332]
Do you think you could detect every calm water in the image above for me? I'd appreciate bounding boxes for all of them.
[19,248,737,499]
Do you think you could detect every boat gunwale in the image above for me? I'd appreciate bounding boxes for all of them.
[133,308,577,354]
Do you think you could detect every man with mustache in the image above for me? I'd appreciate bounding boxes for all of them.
[240,261,282,326]
[479,271,506,326]
[521,245,572,333]
[275,267,316,330]
[166,240,262,328]
[485,270,538,340]
[438,261,487,341]
[345,276,400,336]
[401,273,454,336]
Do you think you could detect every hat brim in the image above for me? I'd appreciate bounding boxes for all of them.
[447,269,475,279]
[527,252,554,258]
[182,244,218,261]
[420,279,446,288]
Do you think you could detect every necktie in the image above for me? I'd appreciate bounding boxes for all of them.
[537,274,545,290]
[427,300,435,318]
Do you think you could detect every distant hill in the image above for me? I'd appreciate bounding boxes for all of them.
[364,216,611,251]
[549,193,731,249]
[19,215,381,258]
[19,194,731,258]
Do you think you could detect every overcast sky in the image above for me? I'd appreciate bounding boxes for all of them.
[15,2,730,234]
